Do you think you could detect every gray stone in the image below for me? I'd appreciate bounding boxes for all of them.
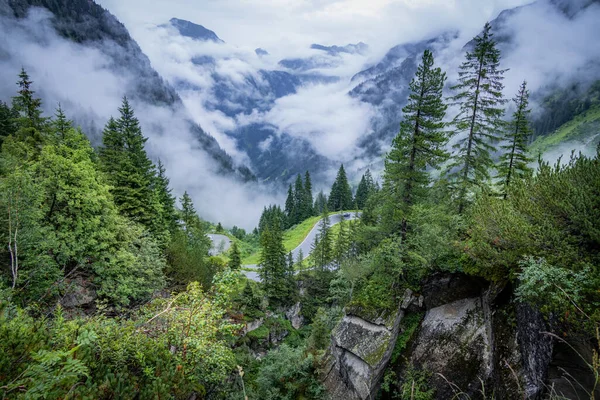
[60,276,97,309]
[285,302,304,330]
[323,289,419,399]
[411,297,492,398]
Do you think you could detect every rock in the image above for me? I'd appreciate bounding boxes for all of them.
[244,318,264,334]
[421,272,487,309]
[516,303,554,399]
[410,297,492,398]
[285,302,304,330]
[323,289,419,399]
[60,276,97,309]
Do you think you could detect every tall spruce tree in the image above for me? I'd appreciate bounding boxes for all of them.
[99,97,158,231]
[312,206,332,269]
[447,23,507,214]
[293,174,304,224]
[328,164,353,211]
[284,184,295,228]
[354,169,376,210]
[229,241,241,270]
[497,81,533,198]
[384,49,448,235]
[154,159,178,235]
[303,171,314,218]
[259,224,289,308]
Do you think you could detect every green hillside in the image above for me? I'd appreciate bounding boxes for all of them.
[530,106,600,157]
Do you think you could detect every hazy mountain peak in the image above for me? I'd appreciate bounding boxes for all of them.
[255,47,269,56]
[310,42,369,55]
[167,17,223,42]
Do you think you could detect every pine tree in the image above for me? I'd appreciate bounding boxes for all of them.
[314,190,328,215]
[354,169,377,210]
[497,81,533,198]
[52,105,72,140]
[284,184,295,228]
[259,224,289,308]
[384,49,448,235]
[229,241,241,270]
[303,171,314,218]
[297,249,305,270]
[99,97,158,231]
[447,23,508,214]
[333,218,350,269]
[154,160,178,233]
[293,174,304,224]
[9,69,48,154]
[328,164,353,211]
[312,206,332,269]
[180,192,198,232]
[0,100,18,146]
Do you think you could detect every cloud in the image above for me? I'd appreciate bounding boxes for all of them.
[0,8,279,229]
[263,82,375,161]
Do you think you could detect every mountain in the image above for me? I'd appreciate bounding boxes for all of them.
[311,42,369,55]
[164,17,223,42]
[0,0,254,181]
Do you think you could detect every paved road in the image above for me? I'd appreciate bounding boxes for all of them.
[243,211,360,281]
[207,234,232,256]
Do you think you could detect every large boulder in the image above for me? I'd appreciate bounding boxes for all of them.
[410,297,493,398]
[323,289,420,399]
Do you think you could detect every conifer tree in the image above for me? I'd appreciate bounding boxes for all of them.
[259,224,289,308]
[51,105,73,141]
[284,184,295,228]
[328,164,353,211]
[180,191,198,232]
[154,159,178,233]
[293,174,304,224]
[9,69,48,154]
[497,80,533,198]
[303,171,314,218]
[333,218,350,269]
[314,190,328,215]
[354,169,377,210]
[99,97,158,231]
[447,23,508,214]
[297,249,305,270]
[0,100,18,146]
[312,206,332,269]
[384,49,448,235]
[229,241,241,270]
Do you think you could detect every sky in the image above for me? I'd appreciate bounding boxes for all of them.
[98,0,532,62]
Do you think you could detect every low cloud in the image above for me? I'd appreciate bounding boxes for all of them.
[0,8,280,229]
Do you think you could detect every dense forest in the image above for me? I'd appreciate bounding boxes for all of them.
[1,20,599,400]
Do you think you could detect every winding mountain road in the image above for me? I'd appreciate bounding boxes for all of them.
[243,211,360,282]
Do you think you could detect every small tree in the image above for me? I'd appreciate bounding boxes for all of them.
[497,80,533,198]
[229,241,241,270]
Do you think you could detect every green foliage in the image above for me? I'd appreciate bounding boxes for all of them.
[314,190,328,215]
[447,22,507,213]
[328,164,353,212]
[98,97,161,237]
[467,154,600,283]
[284,171,315,227]
[497,80,534,198]
[354,169,378,210]
[515,257,596,322]
[391,313,423,365]
[0,273,241,399]
[255,344,325,400]
[400,367,435,400]
[384,50,448,235]
[311,207,333,269]
[259,224,295,308]
[229,241,242,270]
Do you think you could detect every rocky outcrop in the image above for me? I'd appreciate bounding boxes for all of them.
[323,289,420,400]
[60,276,97,309]
[411,297,492,398]
[285,302,304,330]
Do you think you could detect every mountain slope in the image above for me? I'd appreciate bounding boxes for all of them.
[1,0,254,181]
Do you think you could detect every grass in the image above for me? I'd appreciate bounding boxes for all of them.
[529,106,600,156]
[242,211,358,266]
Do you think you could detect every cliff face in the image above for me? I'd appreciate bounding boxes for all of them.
[324,273,599,400]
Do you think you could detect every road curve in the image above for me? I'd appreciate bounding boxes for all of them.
[243,211,360,281]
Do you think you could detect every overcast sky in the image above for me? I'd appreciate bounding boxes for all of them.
[97,0,533,60]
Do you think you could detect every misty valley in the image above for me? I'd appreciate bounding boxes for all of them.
[0,0,599,399]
